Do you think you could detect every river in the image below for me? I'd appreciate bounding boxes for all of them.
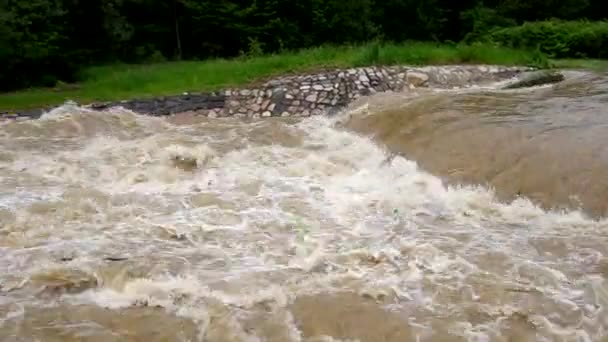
[0,70,607,341]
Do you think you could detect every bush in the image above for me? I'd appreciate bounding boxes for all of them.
[482,20,608,59]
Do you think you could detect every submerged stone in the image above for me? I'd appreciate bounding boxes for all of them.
[502,70,565,89]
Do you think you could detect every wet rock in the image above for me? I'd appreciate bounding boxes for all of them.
[502,70,565,89]
[171,155,199,171]
[104,256,129,262]
[406,71,429,87]
[305,94,318,102]
[32,269,98,296]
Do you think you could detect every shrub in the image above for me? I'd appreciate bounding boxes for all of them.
[482,20,608,59]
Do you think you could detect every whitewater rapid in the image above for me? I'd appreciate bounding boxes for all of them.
[0,86,607,341]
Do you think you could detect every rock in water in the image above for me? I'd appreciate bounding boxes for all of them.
[171,156,199,171]
[406,71,430,87]
[502,70,565,89]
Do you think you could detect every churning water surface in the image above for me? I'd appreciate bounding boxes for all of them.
[0,71,607,342]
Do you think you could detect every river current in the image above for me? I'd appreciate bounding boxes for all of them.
[0,71,607,341]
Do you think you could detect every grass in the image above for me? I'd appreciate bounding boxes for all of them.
[0,41,580,111]
[550,58,608,72]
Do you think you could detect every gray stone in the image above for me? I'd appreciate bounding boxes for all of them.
[305,94,317,102]
[251,104,261,112]
[208,111,218,118]
[406,71,429,87]
[256,97,263,104]
[229,100,240,107]
[292,100,300,106]
[312,108,324,116]
[268,103,276,112]
[266,90,272,98]
[252,90,259,97]
[225,90,232,96]
[285,93,294,100]
[300,85,311,90]
[261,99,271,110]
[313,84,324,91]
[262,111,272,117]
[281,111,291,117]
[301,109,311,117]
[240,89,251,96]
[266,79,282,87]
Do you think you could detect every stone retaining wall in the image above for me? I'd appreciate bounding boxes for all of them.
[2,65,532,120]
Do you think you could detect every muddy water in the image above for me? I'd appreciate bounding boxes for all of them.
[345,71,608,219]
[0,74,607,342]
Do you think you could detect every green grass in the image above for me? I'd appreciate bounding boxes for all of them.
[0,42,573,111]
[550,58,608,72]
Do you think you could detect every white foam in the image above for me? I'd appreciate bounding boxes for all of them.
[0,96,607,340]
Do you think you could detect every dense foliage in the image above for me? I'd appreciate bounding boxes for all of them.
[482,20,608,58]
[1,0,606,91]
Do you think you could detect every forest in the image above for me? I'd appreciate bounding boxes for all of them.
[1,0,607,92]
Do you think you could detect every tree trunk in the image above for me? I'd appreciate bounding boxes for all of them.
[174,0,182,60]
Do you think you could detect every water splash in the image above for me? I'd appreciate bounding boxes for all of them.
[0,81,607,341]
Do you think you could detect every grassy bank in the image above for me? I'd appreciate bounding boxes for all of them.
[551,58,608,71]
[0,42,556,111]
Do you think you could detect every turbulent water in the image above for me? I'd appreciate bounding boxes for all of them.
[0,72,607,342]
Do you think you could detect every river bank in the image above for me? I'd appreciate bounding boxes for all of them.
[0,42,547,113]
[2,64,554,121]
